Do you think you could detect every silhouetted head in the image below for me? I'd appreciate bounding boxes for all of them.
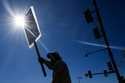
[47,51,62,63]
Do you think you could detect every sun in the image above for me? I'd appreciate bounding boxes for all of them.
[13,15,26,28]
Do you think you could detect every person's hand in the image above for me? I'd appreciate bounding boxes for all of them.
[38,57,45,64]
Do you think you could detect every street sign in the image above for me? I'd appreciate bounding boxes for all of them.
[24,6,41,48]
[24,6,47,77]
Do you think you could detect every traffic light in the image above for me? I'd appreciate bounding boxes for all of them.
[84,9,94,23]
[88,70,93,78]
[107,62,114,71]
[104,70,108,77]
[93,27,102,39]
[85,70,93,78]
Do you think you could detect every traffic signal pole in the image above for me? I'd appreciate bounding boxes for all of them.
[93,0,121,82]
[34,41,47,77]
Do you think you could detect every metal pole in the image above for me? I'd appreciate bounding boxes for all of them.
[34,41,47,77]
[93,0,121,82]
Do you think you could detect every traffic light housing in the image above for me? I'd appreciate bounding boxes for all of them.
[107,62,114,71]
[93,27,102,39]
[104,70,108,77]
[84,9,94,23]
[85,70,93,78]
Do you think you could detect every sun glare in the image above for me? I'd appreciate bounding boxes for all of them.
[13,15,26,28]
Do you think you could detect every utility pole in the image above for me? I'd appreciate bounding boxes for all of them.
[93,0,121,82]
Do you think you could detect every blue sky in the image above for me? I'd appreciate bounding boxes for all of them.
[0,0,125,83]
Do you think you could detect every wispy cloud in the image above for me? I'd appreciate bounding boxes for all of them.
[74,40,125,50]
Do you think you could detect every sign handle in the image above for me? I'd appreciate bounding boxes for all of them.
[34,41,47,77]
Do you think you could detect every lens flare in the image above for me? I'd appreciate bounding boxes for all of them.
[3,0,27,30]
[13,15,26,28]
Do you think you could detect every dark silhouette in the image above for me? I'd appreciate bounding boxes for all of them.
[39,51,72,83]
[120,76,125,83]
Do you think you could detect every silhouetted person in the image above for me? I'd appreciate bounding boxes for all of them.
[39,51,71,83]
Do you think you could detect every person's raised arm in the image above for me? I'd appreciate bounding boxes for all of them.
[38,57,54,70]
